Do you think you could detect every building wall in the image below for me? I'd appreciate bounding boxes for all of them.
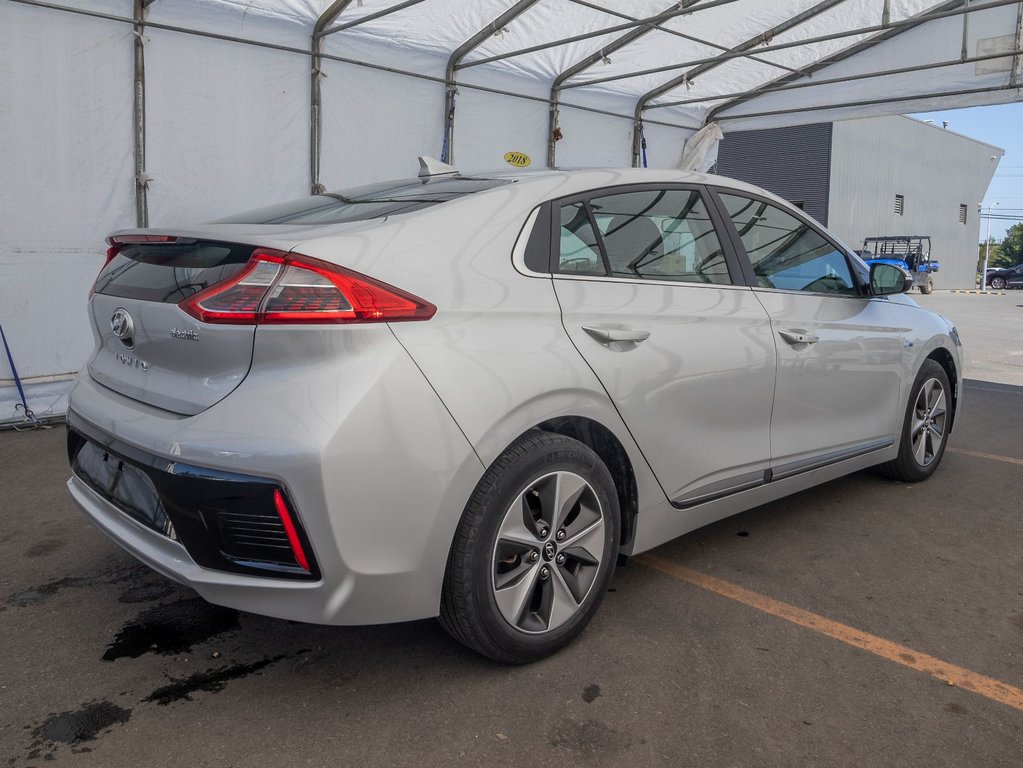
[716,123,833,226]
[827,116,1002,289]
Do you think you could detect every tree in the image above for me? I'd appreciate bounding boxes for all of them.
[978,238,1010,271]
[1002,222,1023,265]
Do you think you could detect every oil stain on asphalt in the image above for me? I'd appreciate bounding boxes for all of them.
[102,598,239,661]
[6,565,144,608]
[144,652,307,706]
[18,700,133,763]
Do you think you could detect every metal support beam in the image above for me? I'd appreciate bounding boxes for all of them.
[713,83,1023,123]
[1012,0,1023,86]
[630,0,847,167]
[444,0,541,164]
[458,0,745,70]
[566,0,803,76]
[547,1,698,167]
[316,0,429,38]
[649,48,1023,110]
[961,0,970,60]
[311,0,354,194]
[705,0,966,121]
[132,0,148,227]
[570,0,1019,91]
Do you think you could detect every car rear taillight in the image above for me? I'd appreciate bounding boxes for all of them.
[180,250,435,325]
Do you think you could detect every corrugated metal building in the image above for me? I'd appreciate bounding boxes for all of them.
[716,115,1003,289]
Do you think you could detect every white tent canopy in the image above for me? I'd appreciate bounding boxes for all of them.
[1,0,1021,420]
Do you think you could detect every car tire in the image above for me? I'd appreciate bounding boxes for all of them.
[439,430,620,664]
[878,359,951,482]
[990,276,1006,290]
[919,278,933,295]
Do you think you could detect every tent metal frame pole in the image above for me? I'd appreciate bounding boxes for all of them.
[547,0,702,168]
[311,0,354,194]
[457,0,745,70]
[1012,0,1023,86]
[565,0,803,76]
[961,0,970,60]
[705,0,968,121]
[315,0,429,38]
[571,0,1019,91]
[648,49,1023,110]
[630,0,847,167]
[132,0,148,227]
[444,0,541,165]
[714,83,1022,122]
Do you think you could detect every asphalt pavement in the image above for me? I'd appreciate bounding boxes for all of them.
[1,291,1021,767]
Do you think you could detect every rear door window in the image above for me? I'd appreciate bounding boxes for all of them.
[554,187,732,284]
[558,202,606,274]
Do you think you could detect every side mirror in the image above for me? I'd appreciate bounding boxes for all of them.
[870,262,912,295]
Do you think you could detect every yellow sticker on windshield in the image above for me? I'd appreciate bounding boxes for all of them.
[504,151,531,168]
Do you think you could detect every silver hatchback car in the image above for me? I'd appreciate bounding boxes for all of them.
[67,164,961,663]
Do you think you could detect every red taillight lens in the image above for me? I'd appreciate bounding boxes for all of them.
[180,249,287,324]
[179,250,435,325]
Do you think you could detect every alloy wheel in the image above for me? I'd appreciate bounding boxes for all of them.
[491,471,606,634]
[910,378,946,467]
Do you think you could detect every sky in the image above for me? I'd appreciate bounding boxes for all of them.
[911,102,1023,243]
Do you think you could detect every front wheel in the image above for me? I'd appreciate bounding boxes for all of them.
[919,277,933,295]
[879,360,951,482]
[440,431,620,663]
[990,276,1007,290]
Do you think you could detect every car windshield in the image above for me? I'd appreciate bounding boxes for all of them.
[215,176,513,225]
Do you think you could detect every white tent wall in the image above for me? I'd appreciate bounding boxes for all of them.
[0,6,135,399]
[555,105,635,167]
[144,28,310,224]
[452,67,551,171]
[320,62,446,186]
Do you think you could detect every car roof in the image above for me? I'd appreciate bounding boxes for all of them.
[455,167,796,210]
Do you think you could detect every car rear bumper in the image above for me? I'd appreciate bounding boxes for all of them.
[65,325,485,625]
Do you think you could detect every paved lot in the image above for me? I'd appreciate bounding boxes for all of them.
[2,292,1022,767]
[915,290,1023,387]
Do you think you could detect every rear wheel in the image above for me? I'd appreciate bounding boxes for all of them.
[879,360,950,482]
[990,276,1007,290]
[440,431,619,663]
[919,277,933,295]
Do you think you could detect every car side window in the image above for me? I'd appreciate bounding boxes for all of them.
[720,193,858,296]
[558,202,606,274]
[587,189,730,284]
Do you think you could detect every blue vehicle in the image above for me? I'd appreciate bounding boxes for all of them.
[856,235,939,294]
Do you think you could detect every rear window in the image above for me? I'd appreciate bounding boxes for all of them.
[215,177,513,225]
[94,241,256,304]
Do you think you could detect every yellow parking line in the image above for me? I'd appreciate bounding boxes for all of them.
[947,447,1023,467]
[636,554,1023,713]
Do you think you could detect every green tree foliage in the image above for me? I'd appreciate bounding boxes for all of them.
[978,238,1009,270]
[1002,222,1023,265]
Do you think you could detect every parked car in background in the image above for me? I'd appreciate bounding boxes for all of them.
[986,263,1023,289]
[65,162,962,663]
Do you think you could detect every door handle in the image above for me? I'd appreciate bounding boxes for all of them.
[779,329,820,346]
[582,326,651,345]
